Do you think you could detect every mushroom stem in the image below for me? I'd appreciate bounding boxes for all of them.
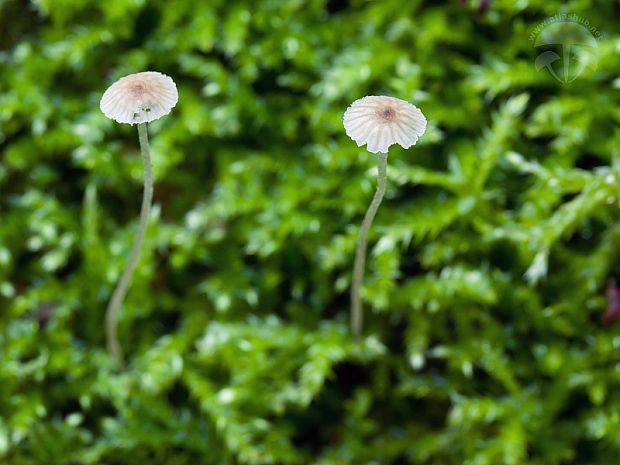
[351,152,388,338]
[105,122,154,367]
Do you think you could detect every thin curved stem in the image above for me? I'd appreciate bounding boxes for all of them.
[351,152,388,338]
[105,123,153,367]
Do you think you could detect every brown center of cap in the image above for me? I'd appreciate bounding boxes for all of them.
[378,106,396,122]
[129,82,147,97]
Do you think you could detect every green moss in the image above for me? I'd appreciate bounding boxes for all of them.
[1,1,620,463]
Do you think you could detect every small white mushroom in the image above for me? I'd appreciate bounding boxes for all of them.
[343,95,427,337]
[100,71,178,367]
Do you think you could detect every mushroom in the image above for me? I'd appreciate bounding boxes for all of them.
[100,71,178,366]
[343,95,427,336]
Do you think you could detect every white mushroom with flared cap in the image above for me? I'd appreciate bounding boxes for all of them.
[100,71,178,368]
[343,95,427,338]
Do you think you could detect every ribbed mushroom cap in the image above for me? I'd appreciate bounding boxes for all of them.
[343,96,427,153]
[100,71,178,125]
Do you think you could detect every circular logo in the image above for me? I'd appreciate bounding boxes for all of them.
[532,15,600,83]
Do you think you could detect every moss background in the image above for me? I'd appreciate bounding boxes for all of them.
[2,0,620,463]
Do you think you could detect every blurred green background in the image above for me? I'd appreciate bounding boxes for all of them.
[2,0,620,463]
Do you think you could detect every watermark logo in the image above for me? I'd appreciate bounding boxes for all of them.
[530,14,601,83]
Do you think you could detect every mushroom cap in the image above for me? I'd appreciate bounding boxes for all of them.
[100,71,178,125]
[343,95,427,154]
